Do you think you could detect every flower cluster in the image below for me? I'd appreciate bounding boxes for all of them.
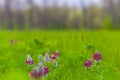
[84,51,102,69]
[26,50,60,79]
[29,62,49,78]
[26,54,34,66]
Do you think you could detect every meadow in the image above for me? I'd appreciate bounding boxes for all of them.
[0,30,120,80]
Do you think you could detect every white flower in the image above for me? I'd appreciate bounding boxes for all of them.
[38,54,44,63]
[27,54,32,61]
[53,59,58,67]
[26,54,34,66]
[44,53,50,62]
[38,62,44,72]
[54,50,60,58]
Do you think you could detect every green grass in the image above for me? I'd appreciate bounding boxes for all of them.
[0,30,120,80]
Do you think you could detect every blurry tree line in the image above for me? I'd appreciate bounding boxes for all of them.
[0,0,120,30]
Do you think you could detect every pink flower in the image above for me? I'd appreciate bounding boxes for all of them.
[26,60,34,65]
[84,59,92,68]
[54,50,60,58]
[26,54,34,66]
[29,68,42,78]
[29,67,49,79]
[50,55,56,60]
[50,50,60,60]
[44,67,49,76]
[93,51,102,63]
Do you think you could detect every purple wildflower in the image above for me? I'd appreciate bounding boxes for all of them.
[26,54,34,66]
[93,51,102,63]
[54,50,60,58]
[29,67,42,78]
[29,62,49,79]
[84,59,92,69]
[26,60,34,65]
[44,67,49,76]
[50,55,56,60]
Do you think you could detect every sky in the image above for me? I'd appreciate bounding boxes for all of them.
[0,0,102,9]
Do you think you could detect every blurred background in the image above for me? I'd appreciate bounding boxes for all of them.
[0,0,120,30]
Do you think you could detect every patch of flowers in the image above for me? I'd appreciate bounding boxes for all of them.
[26,50,60,80]
[84,51,102,69]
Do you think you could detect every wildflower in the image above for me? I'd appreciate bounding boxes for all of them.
[29,67,41,78]
[38,54,44,63]
[44,53,50,62]
[26,54,34,66]
[93,51,102,63]
[37,62,44,72]
[84,59,92,69]
[37,62,49,76]
[44,67,49,76]
[29,62,49,79]
[50,55,56,60]
[54,50,60,58]
[53,59,58,67]
[10,39,15,44]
